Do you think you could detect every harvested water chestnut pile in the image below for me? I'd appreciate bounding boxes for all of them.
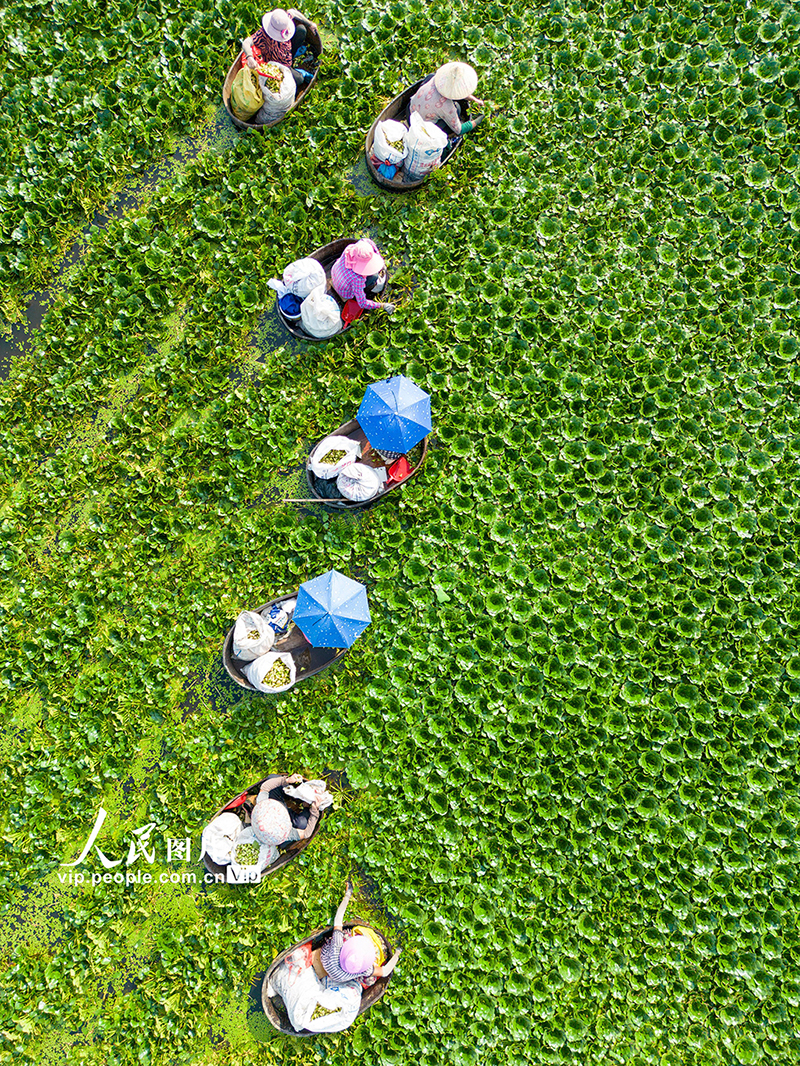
[1,0,800,1064]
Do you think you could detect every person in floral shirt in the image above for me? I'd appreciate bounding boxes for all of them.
[251,773,320,846]
[242,8,315,88]
[409,61,485,136]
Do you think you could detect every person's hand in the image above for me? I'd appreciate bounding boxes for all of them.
[246,56,257,70]
[471,114,486,129]
[391,948,402,961]
[310,800,320,817]
[345,878,354,898]
[383,302,396,314]
[471,95,485,106]
[285,773,303,784]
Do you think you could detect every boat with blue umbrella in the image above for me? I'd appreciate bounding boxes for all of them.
[222,570,371,693]
[305,376,432,509]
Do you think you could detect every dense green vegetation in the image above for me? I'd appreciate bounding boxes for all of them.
[2,0,800,1063]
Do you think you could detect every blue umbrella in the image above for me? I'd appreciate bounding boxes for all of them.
[294,570,371,648]
[356,375,432,454]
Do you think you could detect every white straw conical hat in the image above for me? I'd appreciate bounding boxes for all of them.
[434,62,478,99]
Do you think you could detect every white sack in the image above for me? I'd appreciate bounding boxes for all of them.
[301,285,342,338]
[228,825,278,883]
[232,610,276,661]
[283,779,335,810]
[254,63,296,124]
[244,651,297,693]
[404,111,448,180]
[261,599,296,636]
[309,435,360,479]
[373,119,409,165]
[268,949,362,1033]
[200,812,243,865]
[337,463,385,502]
[269,258,326,301]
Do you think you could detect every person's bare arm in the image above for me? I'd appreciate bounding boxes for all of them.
[258,773,303,796]
[373,949,402,978]
[333,880,353,929]
[299,800,321,839]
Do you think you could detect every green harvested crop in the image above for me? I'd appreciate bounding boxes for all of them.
[260,660,291,688]
[234,842,260,867]
[311,1003,337,1021]
[321,449,347,464]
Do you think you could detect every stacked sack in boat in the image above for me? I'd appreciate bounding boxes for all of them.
[371,115,448,181]
[309,436,387,502]
[232,599,299,693]
[369,119,409,180]
[269,258,342,338]
[201,813,275,883]
[230,65,264,121]
[253,62,296,124]
[403,113,448,180]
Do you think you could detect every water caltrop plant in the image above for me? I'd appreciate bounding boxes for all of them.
[1,0,800,1064]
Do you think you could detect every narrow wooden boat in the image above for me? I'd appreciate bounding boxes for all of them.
[365,77,466,191]
[306,418,428,509]
[201,775,326,882]
[222,12,322,132]
[276,238,390,343]
[222,592,348,692]
[262,919,394,1035]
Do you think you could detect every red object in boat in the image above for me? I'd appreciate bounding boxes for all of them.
[387,457,412,483]
[341,298,364,326]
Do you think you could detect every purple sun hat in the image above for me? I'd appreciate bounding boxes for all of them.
[340,935,377,975]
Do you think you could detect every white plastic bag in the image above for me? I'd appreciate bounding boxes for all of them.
[301,285,342,338]
[309,435,361,479]
[268,258,326,301]
[404,111,448,180]
[254,62,296,124]
[261,599,296,637]
[244,651,297,693]
[373,119,408,165]
[268,948,362,1033]
[228,826,278,883]
[283,779,335,810]
[200,812,243,865]
[337,463,385,502]
[232,610,276,661]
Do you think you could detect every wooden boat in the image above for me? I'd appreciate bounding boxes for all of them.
[202,775,326,882]
[262,919,394,1035]
[222,12,322,132]
[306,418,428,510]
[276,238,390,343]
[222,592,348,692]
[365,77,466,191]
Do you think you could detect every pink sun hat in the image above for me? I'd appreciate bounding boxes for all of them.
[262,8,295,41]
[340,935,378,974]
[343,239,385,277]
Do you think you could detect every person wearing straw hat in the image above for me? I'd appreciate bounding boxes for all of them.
[242,8,315,88]
[409,61,485,136]
[330,238,395,315]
